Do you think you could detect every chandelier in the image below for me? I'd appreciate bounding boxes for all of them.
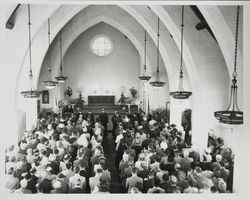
[214,6,243,125]
[42,18,58,89]
[55,31,68,83]
[149,17,166,88]
[139,30,151,82]
[20,5,41,98]
[170,6,192,99]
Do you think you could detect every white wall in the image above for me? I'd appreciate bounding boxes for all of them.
[38,22,140,107]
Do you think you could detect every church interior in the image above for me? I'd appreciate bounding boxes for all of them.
[2,1,250,197]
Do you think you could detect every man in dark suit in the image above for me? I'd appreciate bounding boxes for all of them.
[143,170,155,193]
[99,108,109,138]
[111,111,122,139]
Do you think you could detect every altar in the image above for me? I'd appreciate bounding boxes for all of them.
[88,95,115,105]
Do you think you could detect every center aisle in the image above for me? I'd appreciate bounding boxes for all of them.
[102,132,122,193]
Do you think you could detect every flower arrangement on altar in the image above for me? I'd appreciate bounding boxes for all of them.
[129,87,137,98]
[65,86,73,97]
[58,100,65,109]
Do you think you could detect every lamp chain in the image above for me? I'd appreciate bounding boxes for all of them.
[144,30,147,71]
[28,4,32,75]
[180,5,184,78]
[233,6,240,79]
[60,30,63,71]
[48,18,51,73]
[156,17,160,73]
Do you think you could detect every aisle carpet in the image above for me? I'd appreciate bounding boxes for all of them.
[102,132,122,193]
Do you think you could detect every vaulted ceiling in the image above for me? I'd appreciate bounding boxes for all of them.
[4,4,243,112]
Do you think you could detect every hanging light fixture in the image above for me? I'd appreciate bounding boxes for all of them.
[214,6,243,125]
[139,30,151,82]
[149,17,166,88]
[20,4,41,98]
[42,18,58,89]
[170,6,192,99]
[55,30,68,83]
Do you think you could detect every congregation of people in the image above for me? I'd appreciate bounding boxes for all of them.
[4,107,234,194]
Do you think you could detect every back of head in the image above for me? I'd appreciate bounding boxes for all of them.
[128,157,134,166]
[74,165,80,173]
[53,180,62,190]
[99,179,110,192]
[101,162,108,171]
[131,167,138,174]
[153,177,161,187]
[216,154,222,162]
[188,177,197,187]
[20,179,28,188]
[218,180,227,192]
[162,173,169,182]
[195,166,202,174]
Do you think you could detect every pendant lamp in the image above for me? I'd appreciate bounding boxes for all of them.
[170,5,192,99]
[55,31,68,83]
[139,30,151,82]
[20,4,41,98]
[149,18,166,88]
[42,19,58,89]
[214,6,243,125]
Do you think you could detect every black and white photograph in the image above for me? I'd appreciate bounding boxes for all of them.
[1,0,250,199]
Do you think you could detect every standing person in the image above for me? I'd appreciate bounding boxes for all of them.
[111,111,122,140]
[85,111,94,127]
[99,108,109,138]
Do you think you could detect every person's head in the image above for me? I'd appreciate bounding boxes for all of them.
[130,186,139,194]
[95,146,103,156]
[218,179,227,192]
[172,188,181,193]
[53,180,62,190]
[74,178,82,188]
[148,170,155,178]
[211,186,219,193]
[183,150,189,158]
[7,167,14,175]
[153,177,161,187]
[216,154,222,162]
[74,165,80,174]
[37,179,51,193]
[175,163,181,171]
[101,162,108,171]
[194,166,202,174]
[141,162,148,170]
[102,108,105,113]
[26,148,33,155]
[96,168,103,176]
[99,179,110,192]
[122,152,129,162]
[128,157,134,167]
[169,175,178,186]
[138,153,145,161]
[131,167,138,175]
[162,173,169,182]
[131,182,142,193]
[66,162,72,170]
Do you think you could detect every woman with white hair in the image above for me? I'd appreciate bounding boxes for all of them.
[13,179,32,194]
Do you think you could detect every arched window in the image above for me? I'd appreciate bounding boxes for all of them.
[90,34,113,57]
